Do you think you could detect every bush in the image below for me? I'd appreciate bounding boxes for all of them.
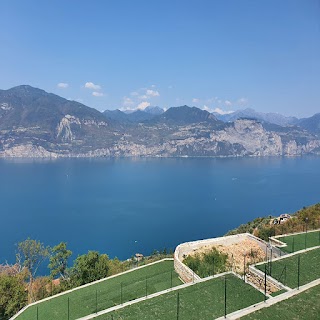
[183,248,228,278]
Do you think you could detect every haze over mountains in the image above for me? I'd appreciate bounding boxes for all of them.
[0,85,319,158]
[213,108,299,126]
[105,105,319,131]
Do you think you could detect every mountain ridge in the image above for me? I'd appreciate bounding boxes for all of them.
[213,108,299,126]
[0,85,319,158]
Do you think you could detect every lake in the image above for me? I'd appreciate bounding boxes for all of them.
[1,156,320,270]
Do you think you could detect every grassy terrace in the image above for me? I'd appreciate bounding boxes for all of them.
[92,274,265,320]
[256,248,320,288]
[277,230,320,253]
[242,284,320,320]
[16,260,182,320]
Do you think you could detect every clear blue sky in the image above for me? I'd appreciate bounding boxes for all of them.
[1,0,319,117]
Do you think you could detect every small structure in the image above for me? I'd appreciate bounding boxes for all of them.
[271,214,291,225]
[134,253,144,262]
[279,213,291,222]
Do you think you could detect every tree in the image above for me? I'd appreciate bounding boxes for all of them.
[17,238,49,303]
[258,227,275,241]
[108,257,125,276]
[48,242,72,280]
[0,272,27,319]
[69,251,109,286]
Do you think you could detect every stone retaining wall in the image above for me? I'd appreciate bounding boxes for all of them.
[174,245,201,283]
[173,233,274,282]
[247,266,284,294]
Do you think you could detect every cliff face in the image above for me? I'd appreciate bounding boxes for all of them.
[0,86,320,158]
[1,117,319,158]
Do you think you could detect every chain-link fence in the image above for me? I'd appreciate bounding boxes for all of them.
[99,274,265,320]
[18,269,181,320]
[258,248,320,289]
[278,230,320,253]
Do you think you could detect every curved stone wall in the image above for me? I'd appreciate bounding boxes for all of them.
[174,233,271,282]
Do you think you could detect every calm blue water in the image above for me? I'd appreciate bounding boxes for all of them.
[1,156,320,270]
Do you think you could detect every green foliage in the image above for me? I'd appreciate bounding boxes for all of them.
[225,203,320,240]
[17,239,49,279]
[17,238,50,303]
[226,217,271,236]
[48,242,72,279]
[107,257,129,276]
[32,277,52,300]
[184,248,228,278]
[258,227,275,241]
[0,273,27,320]
[295,203,320,229]
[69,251,110,286]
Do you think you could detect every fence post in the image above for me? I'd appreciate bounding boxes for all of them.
[96,289,98,313]
[243,254,246,282]
[145,276,148,298]
[67,297,70,320]
[264,264,267,302]
[171,270,173,289]
[297,255,300,290]
[120,282,123,305]
[213,257,215,276]
[305,231,307,250]
[292,237,295,253]
[284,265,287,284]
[37,306,39,320]
[224,276,227,318]
[176,292,180,320]
[265,243,268,261]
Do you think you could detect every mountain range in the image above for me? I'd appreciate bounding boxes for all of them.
[212,108,299,126]
[104,106,319,133]
[0,85,319,158]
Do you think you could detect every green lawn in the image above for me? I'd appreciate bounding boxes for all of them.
[16,260,182,320]
[256,248,320,288]
[278,230,320,253]
[241,284,320,320]
[92,274,265,320]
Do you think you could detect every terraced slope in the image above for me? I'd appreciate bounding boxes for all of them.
[92,274,265,320]
[277,230,320,253]
[256,248,320,288]
[242,284,320,320]
[15,260,181,320]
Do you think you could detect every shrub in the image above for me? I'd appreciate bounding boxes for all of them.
[183,248,228,278]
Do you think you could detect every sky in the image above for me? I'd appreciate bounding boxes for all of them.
[0,0,319,117]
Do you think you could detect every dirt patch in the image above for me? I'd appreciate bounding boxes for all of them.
[186,238,266,274]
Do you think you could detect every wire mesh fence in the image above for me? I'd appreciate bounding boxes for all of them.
[97,274,265,320]
[19,269,180,320]
[277,230,320,253]
[258,247,320,289]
